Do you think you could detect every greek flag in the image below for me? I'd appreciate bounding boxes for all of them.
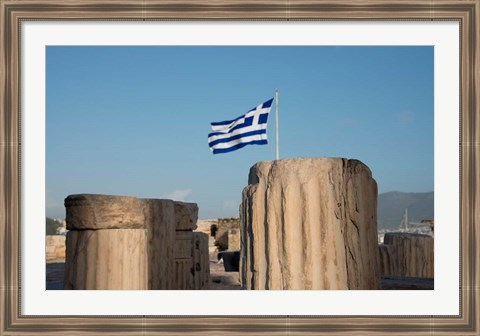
[208,98,274,154]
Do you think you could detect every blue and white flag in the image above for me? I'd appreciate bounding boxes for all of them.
[208,98,274,154]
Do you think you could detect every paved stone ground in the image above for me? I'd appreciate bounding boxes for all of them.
[207,235,241,290]
[46,257,431,290]
[46,262,65,290]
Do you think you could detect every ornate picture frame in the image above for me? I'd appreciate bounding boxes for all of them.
[1,0,478,334]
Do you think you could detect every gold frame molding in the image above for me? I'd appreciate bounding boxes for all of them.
[1,0,478,335]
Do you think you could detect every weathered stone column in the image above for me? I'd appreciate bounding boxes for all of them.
[381,232,434,278]
[171,230,209,290]
[378,243,397,277]
[64,194,202,290]
[240,158,380,290]
[64,195,149,290]
[64,228,148,290]
[193,232,210,289]
[174,231,195,289]
[143,198,177,290]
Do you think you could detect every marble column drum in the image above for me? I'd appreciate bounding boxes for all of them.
[240,158,381,290]
[380,232,434,278]
[63,194,205,290]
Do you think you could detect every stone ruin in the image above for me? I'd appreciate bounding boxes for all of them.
[46,235,66,262]
[212,218,240,251]
[379,232,434,278]
[227,228,240,251]
[240,158,381,290]
[63,194,209,290]
[60,160,433,291]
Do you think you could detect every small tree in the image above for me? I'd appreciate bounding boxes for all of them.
[46,217,61,235]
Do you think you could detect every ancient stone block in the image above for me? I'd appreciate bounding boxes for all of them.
[214,218,240,251]
[240,158,380,290]
[143,199,176,290]
[227,229,240,251]
[65,194,146,230]
[174,259,193,290]
[174,231,194,290]
[64,194,205,290]
[174,201,199,231]
[175,231,194,259]
[171,231,209,290]
[193,232,209,289]
[382,232,434,278]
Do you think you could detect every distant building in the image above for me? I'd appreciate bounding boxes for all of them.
[421,219,434,232]
[54,218,67,235]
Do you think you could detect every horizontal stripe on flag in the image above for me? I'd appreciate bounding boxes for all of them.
[211,112,250,127]
[209,113,269,136]
[209,133,267,150]
[212,139,268,154]
[208,117,268,139]
[214,115,254,134]
[208,129,267,147]
[211,114,250,132]
[211,98,274,133]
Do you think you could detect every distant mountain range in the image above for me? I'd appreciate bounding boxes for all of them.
[377,191,434,230]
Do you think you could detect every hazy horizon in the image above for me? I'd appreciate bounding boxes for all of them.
[46,190,434,220]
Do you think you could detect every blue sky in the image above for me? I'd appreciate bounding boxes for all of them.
[46,46,433,219]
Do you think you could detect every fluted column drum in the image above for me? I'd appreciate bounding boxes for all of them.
[240,158,380,290]
[63,194,204,290]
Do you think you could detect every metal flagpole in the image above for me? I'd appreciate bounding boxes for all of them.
[275,89,279,160]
